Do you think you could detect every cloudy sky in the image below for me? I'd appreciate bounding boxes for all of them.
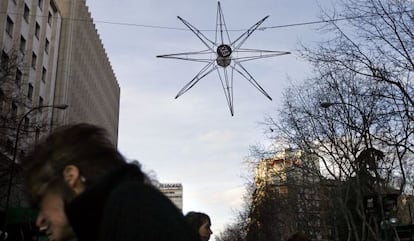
[86,0,332,237]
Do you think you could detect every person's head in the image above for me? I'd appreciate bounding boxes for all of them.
[185,211,212,241]
[21,123,127,241]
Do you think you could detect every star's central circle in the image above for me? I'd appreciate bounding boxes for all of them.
[216,44,232,57]
[216,44,232,67]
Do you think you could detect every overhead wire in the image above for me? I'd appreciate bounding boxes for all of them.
[259,9,414,30]
[1,8,413,32]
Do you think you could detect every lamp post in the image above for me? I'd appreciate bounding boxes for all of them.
[320,101,365,118]
[320,101,395,240]
[1,104,68,240]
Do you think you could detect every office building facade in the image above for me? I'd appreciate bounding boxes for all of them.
[53,0,120,145]
[0,0,120,212]
[0,0,63,156]
[248,149,327,241]
[1,0,120,147]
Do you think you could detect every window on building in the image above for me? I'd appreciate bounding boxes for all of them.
[31,52,37,69]
[35,22,40,39]
[35,127,40,143]
[15,68,22,87]
[28,83,33,100]
[42,67,46,82]
[48,12,52,25]
[6,16,14,36]
[45,38,49,54]
[11,102,17,119]
[19,150,25,159]
[20,35,26,53]
[23,116,29,131]
[6,139,13,154]
[1,51,9,67]
[38,0,43,10]
[1,51,8,62]
[0,90,5,113]
[24,5,30,22]
[39,96,44,106]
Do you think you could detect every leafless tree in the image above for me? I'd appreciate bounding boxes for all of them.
[215,210,248,241]
[263,58,410,241]
[248,1,414,241]
[0,49,52,210]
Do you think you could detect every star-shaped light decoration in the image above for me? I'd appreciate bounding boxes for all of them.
[157,1,290,116]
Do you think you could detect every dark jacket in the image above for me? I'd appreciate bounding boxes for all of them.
[65,164,199,241]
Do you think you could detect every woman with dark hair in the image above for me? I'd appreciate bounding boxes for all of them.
[185,211,213,241]
[21,123,199,241]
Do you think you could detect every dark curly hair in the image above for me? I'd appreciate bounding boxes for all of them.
[21,123,128,206]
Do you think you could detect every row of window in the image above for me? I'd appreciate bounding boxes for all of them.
[5,12,51,90]
[6,3,53,36]
[8,17,51,55]
[26,80,47,103]
[1,51,46,103]
[12,0,53,24]
[6,0,54,57]
[26,84,44,107]
[7,93,44,116]
[30,52,48,82]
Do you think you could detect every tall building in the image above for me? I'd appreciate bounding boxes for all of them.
[53,0,120,145]
[158,183,183,211]
[0,0,63,156]
[0,0,64,232]
[0,0,120,147]
[247,149,327,241]
[0,0,120,232]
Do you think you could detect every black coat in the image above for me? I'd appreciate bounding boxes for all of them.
[65,164,200,241]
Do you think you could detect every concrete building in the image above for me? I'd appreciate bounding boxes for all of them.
[0,0,120,146]
[0,0,64,224]
[0,0,120,215]
[158,183,183,211]
[0,0,63,155]
[248,149,327,241]
[53,0,120,145]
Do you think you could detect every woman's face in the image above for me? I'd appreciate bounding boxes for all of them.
[198,219,213,241]
[35,191,76,241]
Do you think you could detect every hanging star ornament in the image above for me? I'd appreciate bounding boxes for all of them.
[157,1,290,116]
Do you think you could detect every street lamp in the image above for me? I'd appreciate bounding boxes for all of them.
[320,101,363,115]
[1,104,68,240]
[321,101,396,239]
[319,102,336,109]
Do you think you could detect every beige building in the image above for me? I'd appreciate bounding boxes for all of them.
[53,0,120,145]
[0,0,120,147]
[0,0,63,211]
[0,0,120,211]
[0,0,63,154]
[249,149,325,241]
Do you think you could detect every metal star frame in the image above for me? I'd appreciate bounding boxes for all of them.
[157,1,290,116]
